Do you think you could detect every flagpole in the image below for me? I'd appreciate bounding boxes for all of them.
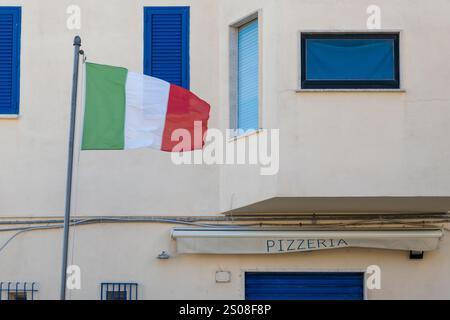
[60,35,82,300]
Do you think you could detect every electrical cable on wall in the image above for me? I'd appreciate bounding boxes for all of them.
[0,215,449,255]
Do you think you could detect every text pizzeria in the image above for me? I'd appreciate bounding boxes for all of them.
[266,239,349,252]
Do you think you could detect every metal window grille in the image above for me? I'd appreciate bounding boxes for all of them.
[0,282,38,300]
[100,283,138,301]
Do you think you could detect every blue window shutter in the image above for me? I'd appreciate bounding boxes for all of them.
[245,272,364,300]
[144,7,189,89]
[0,7,21,115]
[237,20,259,132]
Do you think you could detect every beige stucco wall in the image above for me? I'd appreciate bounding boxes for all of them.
[275,0,450,199]
[0,0,449,300]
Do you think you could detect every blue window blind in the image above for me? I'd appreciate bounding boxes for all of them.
[301,33,399,89]
[237,19,259,132]
[245,272,364,300]
[144,7,189,89]
[307,39,395,80]
[0,7,21,115]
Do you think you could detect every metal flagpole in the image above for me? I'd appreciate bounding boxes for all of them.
[60,36,82,300]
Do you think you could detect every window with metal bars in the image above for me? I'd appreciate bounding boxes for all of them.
[229,12,260,134]
[100,283,138,301]
[0,282,38,300]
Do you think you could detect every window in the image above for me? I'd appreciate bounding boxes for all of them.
[144,7,189,89]
[100,283,138,300]
[301,33,400,89]
[9,291,27,300]
[245,272,364,300]
[0,282,38,300]
[0,7,21,115]
[230,14,260,134]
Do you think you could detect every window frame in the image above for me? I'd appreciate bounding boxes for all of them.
[0,282,38,300]
[0,6,21,115]
[100,282,138,301]
[143,6,190,90]
[229,11,262,135]
[300,32,400,90]
[244,271,365,300]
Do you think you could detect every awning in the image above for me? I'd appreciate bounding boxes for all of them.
[171,228,443,254]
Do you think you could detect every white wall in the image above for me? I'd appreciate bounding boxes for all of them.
[1,222,449,300]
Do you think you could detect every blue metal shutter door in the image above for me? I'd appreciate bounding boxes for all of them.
[245,272,364,300]
[144,7,189,89]
[0,7,21,114]
[237,20,259,131]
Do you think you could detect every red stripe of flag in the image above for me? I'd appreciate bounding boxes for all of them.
[161,84,211,152]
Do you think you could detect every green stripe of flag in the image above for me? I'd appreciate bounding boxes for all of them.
[81,63,128,150]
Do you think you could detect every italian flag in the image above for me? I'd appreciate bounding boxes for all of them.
[81,63,210,152]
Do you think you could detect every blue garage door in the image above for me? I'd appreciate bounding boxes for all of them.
[245,272,364,300]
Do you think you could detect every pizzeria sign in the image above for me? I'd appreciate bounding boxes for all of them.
[171,229,442,254]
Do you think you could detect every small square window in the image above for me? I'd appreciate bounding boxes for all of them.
[301,33,400,89]
[100,283,138,301]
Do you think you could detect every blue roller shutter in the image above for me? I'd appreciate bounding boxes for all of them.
[245,272,364,300]
[144,7,189,89]
[0,7,21,115]
[237,19,259,131]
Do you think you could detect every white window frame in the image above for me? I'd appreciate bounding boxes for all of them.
[229,10,263,136]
